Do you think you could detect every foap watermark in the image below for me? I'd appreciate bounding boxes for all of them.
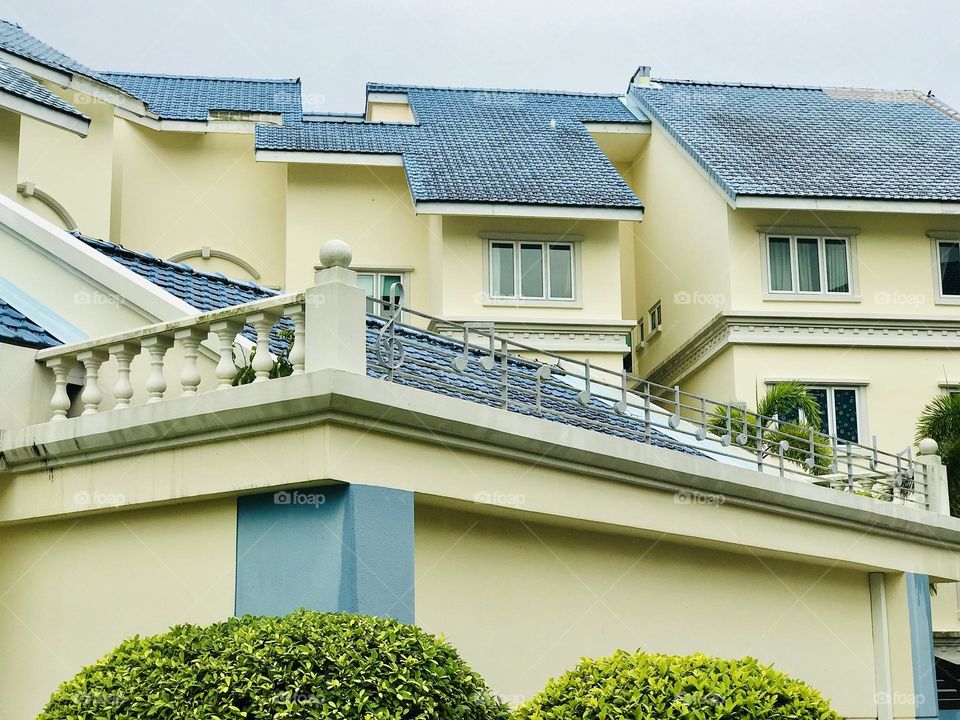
[675,490,725,507]
[74,490,125,507]
[875,691,925,706]
[473,490,525,509]
[874,290,925,307]
[74,290,126,307]
[274,490,326,507]
[673,290,725,307]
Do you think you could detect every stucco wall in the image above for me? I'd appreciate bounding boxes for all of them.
[0,499,236,719]
[728,208,960,316]
[17,87,115,240]
[110,122,287,287]
[727,344,959,449]
[628,125,731,377]
[0,109,20,199]
[414,500,878,718]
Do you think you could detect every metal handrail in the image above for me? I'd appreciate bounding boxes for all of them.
[367,294,928,509]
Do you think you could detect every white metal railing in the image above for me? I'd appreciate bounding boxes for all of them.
[367,295,930,510]
[35,292,304,419]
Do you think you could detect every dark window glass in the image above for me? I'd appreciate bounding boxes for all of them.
[833,388,859,443]
[808,388,830,435]
[940,242,960,296]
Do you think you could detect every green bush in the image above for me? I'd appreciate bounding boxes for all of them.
[514,650,841,720]
[39,610,509,720]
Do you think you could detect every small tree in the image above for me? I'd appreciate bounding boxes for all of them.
[916,394,960,516]
[708,381,833,475]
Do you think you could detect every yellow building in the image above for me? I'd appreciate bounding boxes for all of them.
[5,18,960,720]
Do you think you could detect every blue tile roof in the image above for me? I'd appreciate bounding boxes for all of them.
[0,298,60,349]
[257,83,644,209]
[0,57,86,119]
[0,19,103,81]
[76,235,279,311]
[80,233,698,456]
[631,79,960,202]
[100,72,302,122]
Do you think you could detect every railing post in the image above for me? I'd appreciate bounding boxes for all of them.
[45,356,75,421]
[109,341,140,409]
[211,320,243,389]
[77,349,108,415]
[141,335,174,403]
[304,239,367,374]
[918,438,950,515]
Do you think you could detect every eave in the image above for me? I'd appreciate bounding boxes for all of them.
[0,89,89,136]
[414,201,644,221]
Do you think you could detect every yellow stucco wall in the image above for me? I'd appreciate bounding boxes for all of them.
[285,164,431,297]
[110,122,287,287]
[415,500,879,718]
[0,342,51,430]
[0,499,237,719]
[0,109,20,199]
[367,102,415,124]
[17,89,115,240]
[728,208,960,315]
[628,126,731,377]
[725,344,958,449]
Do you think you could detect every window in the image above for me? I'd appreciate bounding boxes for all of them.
[357,271,404,316]
[489,240,574,301]
[648,302,662,334]
[779,385,861,443]
[937,241,960,297]
[766,235,851,296]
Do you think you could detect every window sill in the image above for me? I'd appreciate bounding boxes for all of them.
[934,296,960,306]
[483,297,583,309]
[762,293,861,303]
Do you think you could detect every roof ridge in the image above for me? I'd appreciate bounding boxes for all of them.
[651,77,928,95]
[366,81,622,99]
[100,70,300,84]
[76,235,279,295]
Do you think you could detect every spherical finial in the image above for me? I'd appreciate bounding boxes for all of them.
[919,437,939,456]
[318,239,352,269]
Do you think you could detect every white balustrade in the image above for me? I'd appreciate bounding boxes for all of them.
[36,294,307,422]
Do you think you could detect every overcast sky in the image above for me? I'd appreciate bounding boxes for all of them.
[5,1,960,111]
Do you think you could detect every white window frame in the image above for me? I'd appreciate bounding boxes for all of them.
[648,301,662,336]
[761,232,859,301]
[930,233,960,305]
[483,234,581,307]
[767,381,866,444]
[355,269,409,317]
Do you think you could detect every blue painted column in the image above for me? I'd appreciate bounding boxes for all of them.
[235,484,414,623]
[906,572,939,720]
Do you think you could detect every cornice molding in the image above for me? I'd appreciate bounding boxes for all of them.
[646,312,960,387]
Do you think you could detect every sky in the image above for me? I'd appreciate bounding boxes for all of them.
[4,0,960,112]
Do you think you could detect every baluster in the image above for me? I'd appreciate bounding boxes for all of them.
[613,370,628,415]
[452,326,471,373]
[109,341,139,409]
[141,335,174,402]
[284,304,306,375]
[805,427,816,469]
[248,311,279,383]
[643,382,652,441]
[480,330,497,371]
[535,365,551,415]
[211,319,242,389]
[695,396,707,441]
[175,327,206,395]
[577,359,591,406]
[735,402,748,444]
[669,386,682,429]
[46,356,75,421]
[499,339,508,409]
[77,349,108,415]
[721,403,733,446]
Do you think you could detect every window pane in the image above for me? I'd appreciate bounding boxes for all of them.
[548,245,573,299]
[380,274,402,315]
[491,243,515,297]
[768,238,793,291]
[940,242,960,296]
[520,243,544,298]
[357,273,376,314]
[833,389,859,443]
[796,238,821,292]
[808,388,829,435]
[825,239,849,293]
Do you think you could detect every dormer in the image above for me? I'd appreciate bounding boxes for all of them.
[365,90,415,124]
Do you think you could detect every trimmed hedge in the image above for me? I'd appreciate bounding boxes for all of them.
[513,650,841,720]
[39,610,509,720]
